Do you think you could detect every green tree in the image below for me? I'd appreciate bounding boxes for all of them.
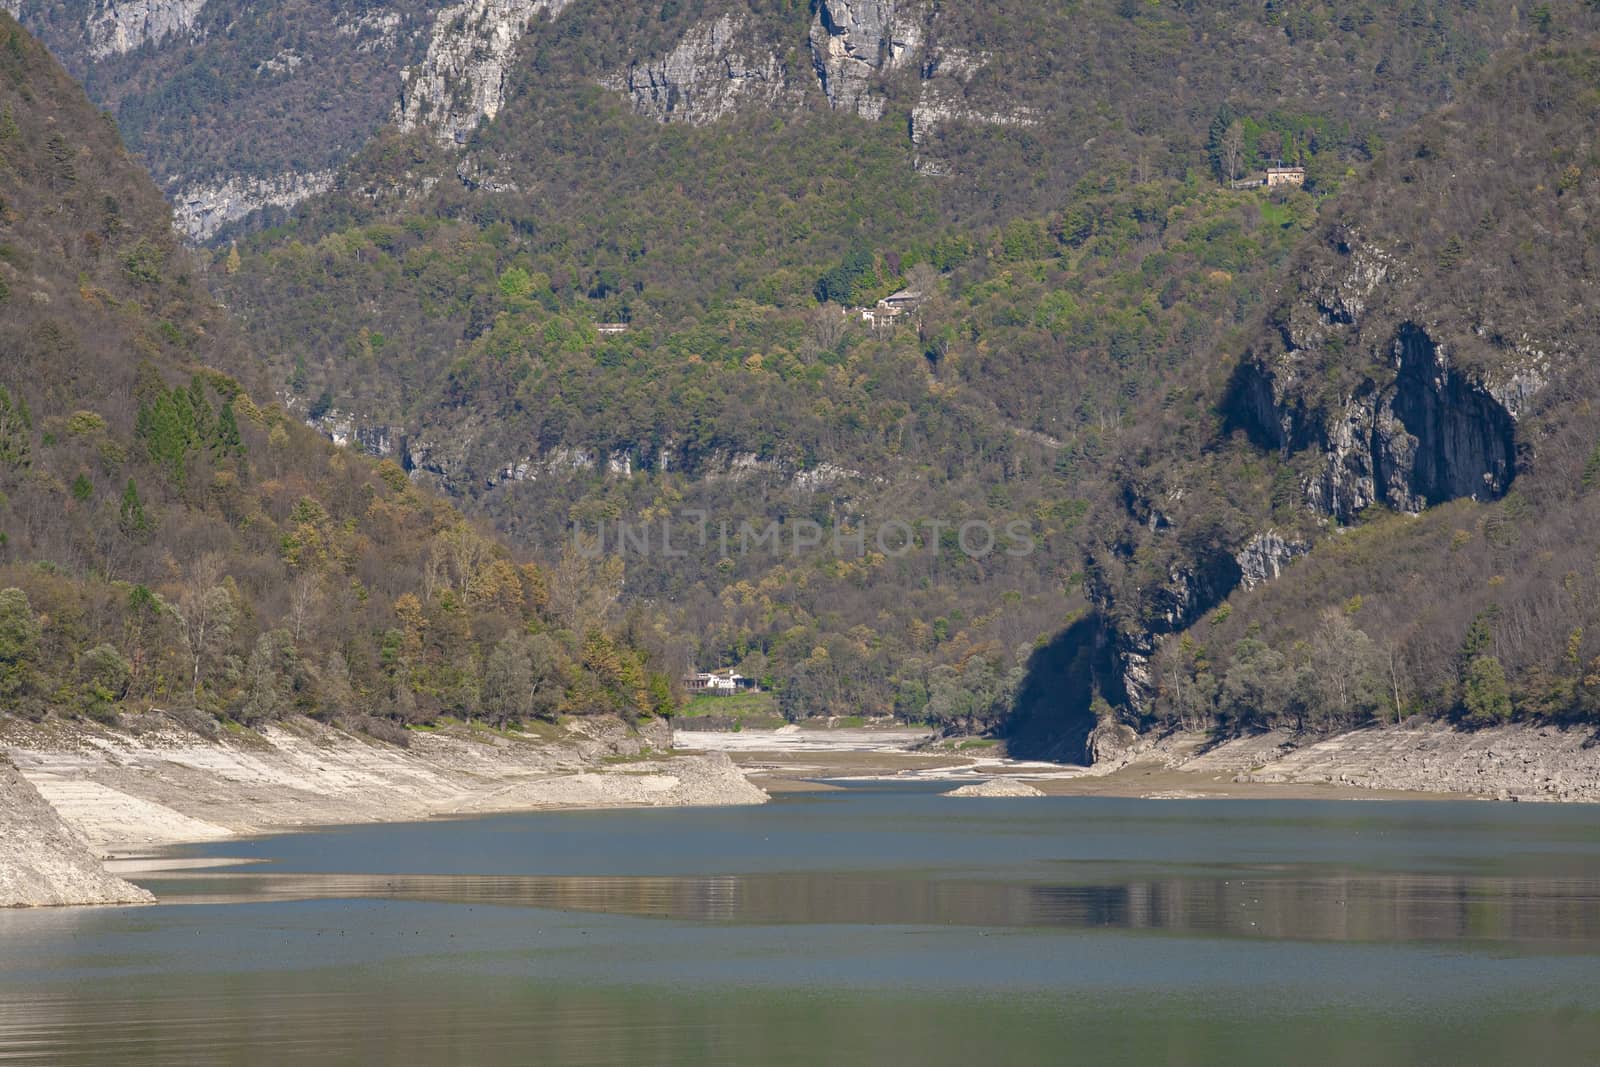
[119,478,152,541]
[213,401,244,459]
[77,644,131,723]
[1220,638,1296,726]
[135,385,200,487]
[0,587,41,711]
[1463,655,1513,724]
[0,385,31,475]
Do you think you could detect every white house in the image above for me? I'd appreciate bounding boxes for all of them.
[683,669,757,694]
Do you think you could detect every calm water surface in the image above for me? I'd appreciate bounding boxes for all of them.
[3,785,1599,1065]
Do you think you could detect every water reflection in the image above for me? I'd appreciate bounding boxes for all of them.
[134,866,1600,945]
[6,792,1600,1065]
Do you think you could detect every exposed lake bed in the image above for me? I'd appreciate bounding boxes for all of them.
[5,717,1600,1064]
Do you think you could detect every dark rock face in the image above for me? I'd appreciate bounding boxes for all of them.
[1383,324,1516,508]
[1081,226,1540,734]
[1238,320,1520,522]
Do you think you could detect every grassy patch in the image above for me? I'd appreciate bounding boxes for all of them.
[678,691,775,717]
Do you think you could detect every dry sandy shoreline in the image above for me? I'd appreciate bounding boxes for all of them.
[0,713,766,906]
[8,714,1597,908]
[682,720,1600,804]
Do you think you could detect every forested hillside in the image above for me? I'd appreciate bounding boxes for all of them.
[0,13,673,734]
[4,0,1558,238]
[207,2,1600,732]
[1066,39,1600,751]
[12,0,1599,746]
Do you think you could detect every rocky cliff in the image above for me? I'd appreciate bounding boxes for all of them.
[607,12,798,126]
[1232,225,1544,523]
[84,0,203,57]
[807,0,920,119]
[1075,41,1599,736]
[398,0,571,142]
[174,169,337,242]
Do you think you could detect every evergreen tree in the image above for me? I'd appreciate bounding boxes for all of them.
[0,385,31,474]
[188,375,214,444]
[118,478,152,541]
[1463,655,1513,724]
[0,587,41,709]
[1207,104,1238,180]
[136,386,200,486]
[213,401,244,459]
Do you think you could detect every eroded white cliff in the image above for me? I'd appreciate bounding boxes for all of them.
[173,169,335,242]
[85,0,204,58]
[607,12,797,125]
[398,0,572,142]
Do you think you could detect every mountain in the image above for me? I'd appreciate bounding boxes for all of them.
[0,11,673,734]
[192,2,1597,731]
[11,1,1600,749]
[1061,36,1600,753]
[2,0,1553,239]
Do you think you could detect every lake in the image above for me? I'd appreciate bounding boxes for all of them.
[2,784,1599,1065]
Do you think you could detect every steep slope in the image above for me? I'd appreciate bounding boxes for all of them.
[0,12,672,735]
[3,0,1573,239]
[209,2,1600,726]
[1,756,152,907]
[1065,39,1600,752]
[5,0,450,238]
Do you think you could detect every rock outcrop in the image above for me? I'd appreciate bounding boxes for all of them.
[1085,720,1141,768]
[173,169,336,242]
[0,756,153,908]
[398,0,572,142]
[1238,324,1525,523]
[946,777,1044,797]
[302,405,407,460]
[808,0,921,119]
[1236,228,1539,523]
[1235,530,1309,591]
[608,12,797,126]
[85,0,204,58]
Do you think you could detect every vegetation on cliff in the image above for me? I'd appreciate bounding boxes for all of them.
[0,14,672,732]
[1081,40,1600,743]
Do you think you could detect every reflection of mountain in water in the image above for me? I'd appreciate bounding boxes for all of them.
[138,867,1600,947]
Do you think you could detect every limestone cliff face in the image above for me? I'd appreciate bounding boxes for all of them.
[84,0,204,57]
[607,12,798,126]
[1086,527,1245,714]
[1092,224,1551,715]
[604,1,1033,154]
[297,402,862,502]
[173,170,336,242]
[398,0,572,142]
[808,0,920,119]
[1235,530,1309,591]
[1234,229,1541,523]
